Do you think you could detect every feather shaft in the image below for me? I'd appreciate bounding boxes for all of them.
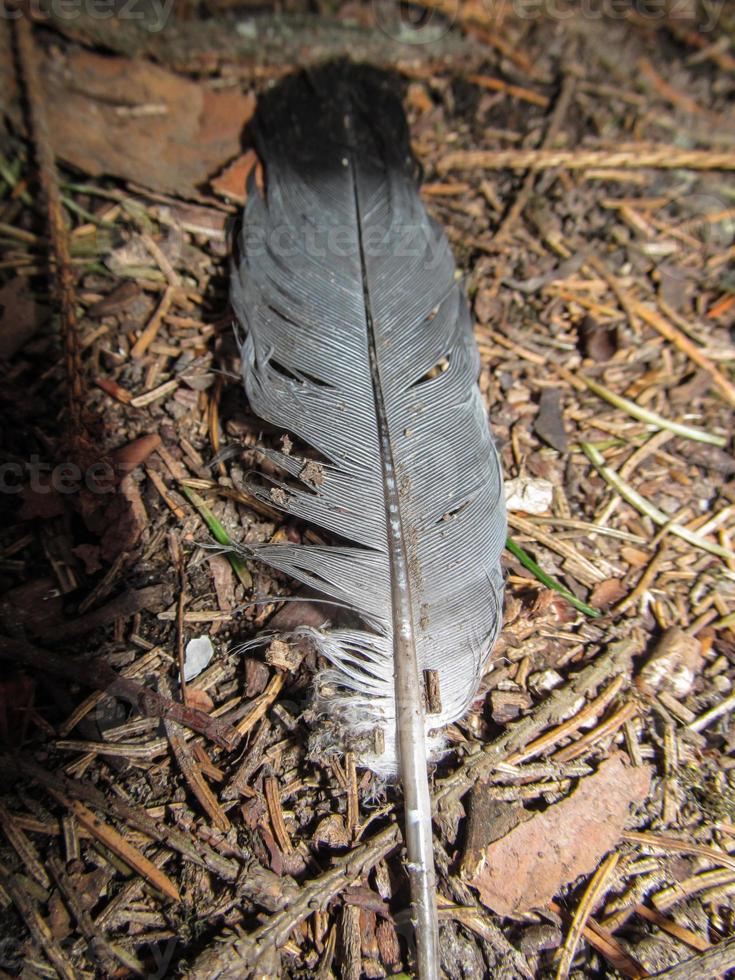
[355,144,441,974]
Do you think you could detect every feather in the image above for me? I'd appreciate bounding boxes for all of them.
[232,62,505,976]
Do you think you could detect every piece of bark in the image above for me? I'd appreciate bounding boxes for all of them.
[462,754,651,916]
[41,47,255,197]
[589,578,627,611]
[211,149,259,204]
[534,387,567,452]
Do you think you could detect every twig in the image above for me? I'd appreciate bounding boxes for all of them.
[622,831,735,873]
[438,147,735,175]
[507,513,608,585]
[2,756,239,883]
[631,302,735,409]
[549,900,649,979]
[434,638,639,813]
[130,285,176,359]
[47,855,135,977]
[689,691,735,733]
[48,792,181,901]
[493,70,577,245]
[183,823,401,979]
[13,14,86,452]
[160,676,230,833]
[264,776,294,855]
[0,859,77,980]
[0,801,51,889]
[648,934,735,979]
[553,701,638,763]
[506,676,625,765]
[0,635,241,751]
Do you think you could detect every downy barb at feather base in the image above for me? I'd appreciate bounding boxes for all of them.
[231,62,506,976]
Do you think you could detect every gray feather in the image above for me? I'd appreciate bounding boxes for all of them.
[232,64,505,775]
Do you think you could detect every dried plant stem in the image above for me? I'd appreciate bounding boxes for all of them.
[13,14,86,451]
[582,443,735,562]
[579,375,727,447]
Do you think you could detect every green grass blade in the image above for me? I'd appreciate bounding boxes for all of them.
[505,536,601,618]
[180,484,252,590]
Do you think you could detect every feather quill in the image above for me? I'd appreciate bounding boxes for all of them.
[232,63,505,977]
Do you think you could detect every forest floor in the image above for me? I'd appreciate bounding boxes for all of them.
[1,2,735,978]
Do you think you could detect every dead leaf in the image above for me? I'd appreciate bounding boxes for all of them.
[462,754,651,915]
[42,49,255,197]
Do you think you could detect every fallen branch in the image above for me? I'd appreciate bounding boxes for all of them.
[0,635,241,751]
[648,933,735,979]
[434,637,640,814]
[184,823,401,979]
[13,13,86,453]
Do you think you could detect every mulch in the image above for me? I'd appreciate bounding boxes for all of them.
[1,3,734,978]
